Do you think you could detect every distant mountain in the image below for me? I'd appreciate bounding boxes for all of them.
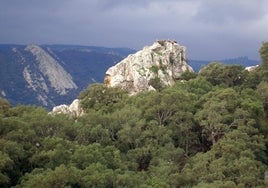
[0,44,135,109]
[188,56,260,72]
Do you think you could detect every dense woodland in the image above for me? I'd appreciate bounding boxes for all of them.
[0,43,268,187]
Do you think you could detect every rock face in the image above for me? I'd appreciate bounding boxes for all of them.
[104,40,193,94]
[50,99,84,118]
[22,45,78,106]
[25,45,78,95]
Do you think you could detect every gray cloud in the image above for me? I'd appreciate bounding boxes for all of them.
[0,0,267,60]
[194,0,268,24]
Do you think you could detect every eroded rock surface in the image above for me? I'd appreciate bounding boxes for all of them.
[104,40,193,94]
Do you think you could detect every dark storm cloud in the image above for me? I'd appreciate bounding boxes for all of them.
[0,0,267,60]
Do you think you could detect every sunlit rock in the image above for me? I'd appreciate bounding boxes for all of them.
[104,40,193,94]
[50,99,84,118]
[245,65,259,72]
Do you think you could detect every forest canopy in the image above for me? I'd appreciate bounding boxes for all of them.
[0,43,268,187]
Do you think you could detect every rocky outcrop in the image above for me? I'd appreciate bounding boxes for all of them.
[245,65,259,72]
[50,99,84,118]
[104,40,193,94]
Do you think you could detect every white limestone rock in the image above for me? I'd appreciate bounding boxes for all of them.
[245,65,259,72]
[104,40,193,94]
[50,99,84,118]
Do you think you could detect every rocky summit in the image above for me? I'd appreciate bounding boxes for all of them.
[104,40,193,94]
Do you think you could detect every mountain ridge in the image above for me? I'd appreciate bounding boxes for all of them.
[188,56,259,72]
[0,44,134,109]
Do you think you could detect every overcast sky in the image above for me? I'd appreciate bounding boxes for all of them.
[1,0,268,60]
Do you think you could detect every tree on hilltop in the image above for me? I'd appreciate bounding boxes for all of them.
[259,42,268,69]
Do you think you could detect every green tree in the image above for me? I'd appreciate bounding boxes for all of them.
[257,81,268,115]
[259,41,268,69]
[0,151,13,187]
[148,77,164,91]
[195,88,237,146]
[78,83,127,113]
[179,70,197,81]
[141,90,195,126]
[76,111,112,145]
[199,62,246,87]
[239,88,264,120]
[17,165,77,188]
[173,77,213,98]
[29,137,74,169]
[114,171,145,187]
[181,127,266,187]
[147,143,184,186]
[127,146,153,171]
[169,110,198,156]
[77,163,115,187]
[105,105,145,148]
[242,69,262,89]
[19,107,68,138]
[71,143,122,170]
[0,98,11,117]
[199,62,225,86]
